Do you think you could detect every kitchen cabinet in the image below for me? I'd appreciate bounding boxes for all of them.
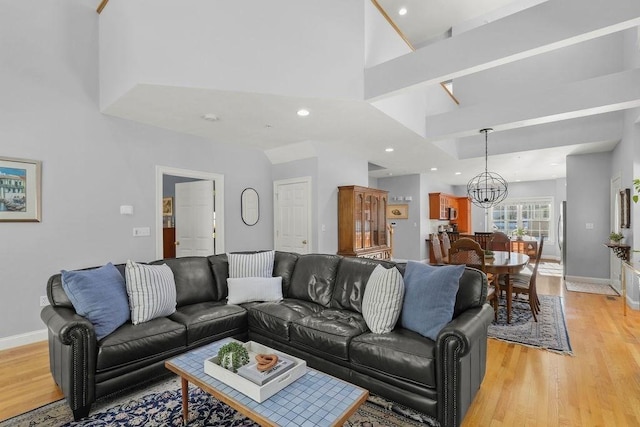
[338,185,390,260]
[429,193,455,220]
[454,197,472,233]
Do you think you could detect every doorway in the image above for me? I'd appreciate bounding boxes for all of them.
[155,166,225,259]
[273,177,312,254]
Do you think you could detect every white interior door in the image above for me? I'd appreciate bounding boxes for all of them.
[274,177,311,254]
[175,180,215,257]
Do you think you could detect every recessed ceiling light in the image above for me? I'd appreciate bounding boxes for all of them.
[385,148,394,152]
[455,172,462,175]
[430,167,438,171]
[388,172,393,176]
[201,113,219,122]
[398,7,407,16]
[297,109,310,117]
[516,179,521,182]
[550,162,559,166]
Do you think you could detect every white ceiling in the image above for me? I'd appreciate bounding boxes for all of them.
[102,0,632,186]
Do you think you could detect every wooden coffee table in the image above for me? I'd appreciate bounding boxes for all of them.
[165,338,368,426]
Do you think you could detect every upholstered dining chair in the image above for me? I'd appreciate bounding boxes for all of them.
[505,236,544,321]
[448,237,498,319]
[431,233,445,265]
[441,232,451,263]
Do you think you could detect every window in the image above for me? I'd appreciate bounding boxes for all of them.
[490,197,554,242]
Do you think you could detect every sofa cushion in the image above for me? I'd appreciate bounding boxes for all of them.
[248,299,323,340]
[228,250,274,278]
[289,309,368,361]
[288,254,341,306]
[61,263,130,340]
[208,254,231,301]
[96,317,186,372]
[227,277,283,305]
[169,301,247,346]
[349,329,437,389]
[361,265,405,334]
[151,257,216,307]
[125,260,177,325]
[330,257,395,313]
[400,261,465,340]
[274,251,299,296]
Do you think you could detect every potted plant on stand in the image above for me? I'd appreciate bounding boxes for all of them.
[514,227,527,241]
[609,231,624,245]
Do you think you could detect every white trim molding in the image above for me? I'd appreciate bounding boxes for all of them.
[0,329,47,351]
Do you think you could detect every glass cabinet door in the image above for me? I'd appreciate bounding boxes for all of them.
[363,194,372,248]
[371,195,379,246]
[378,195,387,246]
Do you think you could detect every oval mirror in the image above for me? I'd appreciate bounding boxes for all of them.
[241,188,259,226]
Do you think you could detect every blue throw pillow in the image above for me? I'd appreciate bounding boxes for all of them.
[62,263,130,340]
[399,261,465,340]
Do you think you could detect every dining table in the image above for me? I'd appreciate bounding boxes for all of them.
[483,251,530,323]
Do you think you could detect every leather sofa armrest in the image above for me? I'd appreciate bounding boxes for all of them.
[436,304,492,358]
[435,304,493,427]
[41,305,96,345]
[40,305,97,417]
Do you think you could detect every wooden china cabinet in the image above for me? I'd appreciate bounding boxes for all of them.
[338,185,390,260]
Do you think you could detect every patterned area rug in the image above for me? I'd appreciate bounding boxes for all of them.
[488,294,573,355]
[565,280,618,296]
[0,376,439,427]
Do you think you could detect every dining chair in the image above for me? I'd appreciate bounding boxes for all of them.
[506,236,544,321]
[474,232,493,250]
[489,232,511,253]
[448,238,498,319]
[441,232,451,263]
[431,233,444,265]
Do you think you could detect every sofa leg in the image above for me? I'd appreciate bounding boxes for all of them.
[72,405,91,421]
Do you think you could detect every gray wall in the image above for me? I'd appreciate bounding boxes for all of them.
[0,1,273,340]
[566,152,612,279]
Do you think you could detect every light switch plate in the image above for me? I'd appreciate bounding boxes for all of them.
[133,227,150,237]
[586,223,594,229]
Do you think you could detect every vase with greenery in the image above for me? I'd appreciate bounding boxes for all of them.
[514,227,527,240]
[609,231,624,245]
[633,178,639,203]
[217,342,249,373]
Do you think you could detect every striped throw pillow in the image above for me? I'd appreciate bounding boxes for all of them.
[125,260,177,325]
[228,250,275,278]
[362,265,405,334]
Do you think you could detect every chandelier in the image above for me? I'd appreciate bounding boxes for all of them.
[467,128,508,208]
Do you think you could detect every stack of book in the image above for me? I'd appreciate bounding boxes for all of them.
[237,355,296,386]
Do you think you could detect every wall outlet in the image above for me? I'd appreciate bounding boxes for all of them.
[133,227,150,237]
[40,295,49,307]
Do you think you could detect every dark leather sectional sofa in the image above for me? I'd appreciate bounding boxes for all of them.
[41,251,493,427]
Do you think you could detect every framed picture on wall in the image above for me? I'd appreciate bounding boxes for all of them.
[387,204,409,219]
[620,188,630,228]
[0,156,42,222]
[163,197,173,216]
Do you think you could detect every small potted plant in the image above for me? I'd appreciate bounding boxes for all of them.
[609,231,624,245]
[217,342,249,373]
[514,227,527,240]
[633,178,639,203]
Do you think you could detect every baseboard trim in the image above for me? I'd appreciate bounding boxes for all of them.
[0,329,47,351]
[564,275,610,286]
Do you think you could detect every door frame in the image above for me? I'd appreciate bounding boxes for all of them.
[273,176,313,253]
[156,165,225,259]
[610,174,622,291]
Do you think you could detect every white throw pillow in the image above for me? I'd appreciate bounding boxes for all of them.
[362,265,405,334]
[125,260,177,325]
[227,276,283,305]
[227,250,275,278]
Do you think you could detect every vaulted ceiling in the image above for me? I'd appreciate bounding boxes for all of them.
[98,0,640,185]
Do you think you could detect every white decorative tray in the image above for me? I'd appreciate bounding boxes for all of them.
[204,340,307,403]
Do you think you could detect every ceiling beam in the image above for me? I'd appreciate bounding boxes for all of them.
[364,0,640,100]
[97,0,109,14]
[424,69,640,140]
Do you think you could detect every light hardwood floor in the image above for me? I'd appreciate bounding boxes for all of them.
[1,268,639,425]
